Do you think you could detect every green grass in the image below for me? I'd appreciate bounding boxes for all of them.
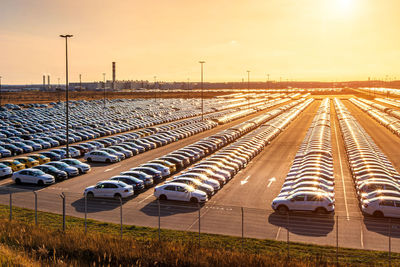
[0,203,398,266]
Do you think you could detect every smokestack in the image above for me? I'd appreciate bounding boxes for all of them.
[47,75,50,89]
[43,75,46,90]
[112,62,116,91]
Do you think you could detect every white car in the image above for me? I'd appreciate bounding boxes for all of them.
[61,159,91,174]
[154,182,208,203]
[362,196,400,218]
[178,173,220,191]
[12,168,55,185]
[84,180,134,199]
[140,163,170,178]
[271,191,335,214]
[84,150,119,163]
[0,163,13,178]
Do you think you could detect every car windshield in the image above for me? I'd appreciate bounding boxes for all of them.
[67,159,81,165]
[13,160,21,165]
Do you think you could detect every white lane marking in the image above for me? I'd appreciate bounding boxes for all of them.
[360,224,364,248]
[267,177,276,187]
[275,227,281,240]
[240,175,250,185]
[104,164,121,172]
[333,118,350,221]
[138,194,154,204]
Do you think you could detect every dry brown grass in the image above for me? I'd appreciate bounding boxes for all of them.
[0,219,340,267]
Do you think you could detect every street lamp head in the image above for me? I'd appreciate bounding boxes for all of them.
[60,34,73,38]
[199,61,205,64]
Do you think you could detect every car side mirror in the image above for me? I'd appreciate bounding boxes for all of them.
[185,189,188,193]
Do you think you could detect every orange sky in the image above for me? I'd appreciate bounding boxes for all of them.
[1,0,400,84]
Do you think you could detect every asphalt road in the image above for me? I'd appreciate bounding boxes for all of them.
[2,96,400,253]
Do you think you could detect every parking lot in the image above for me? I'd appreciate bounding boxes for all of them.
[2,93,400,252]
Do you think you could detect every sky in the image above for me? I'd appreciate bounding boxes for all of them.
[1,0,400,84]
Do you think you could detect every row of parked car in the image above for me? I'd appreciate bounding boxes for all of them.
[152,98,314,203]
[8,156,91,185]
[272,99,335,215]
[82,97,311,200]
[350,98,400,137]
[335,98,400,218]
[0,96,290,159]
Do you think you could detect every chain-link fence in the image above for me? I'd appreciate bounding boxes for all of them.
[1,186,400,265]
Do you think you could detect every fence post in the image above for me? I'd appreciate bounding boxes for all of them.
[158,199,161,242]
[120,197,123,239]
[389,219,391,267]
[241,207,244,248]
[84,194,87,234]
[198,203,201,248]
[34,191,38,226]
[9,193,12,221]
[286,213,290,259]
[60,193,65,231]
[336,215,339,267]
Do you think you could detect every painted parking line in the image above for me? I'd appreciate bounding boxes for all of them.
[267,177,276,187]
[240,175,250,185]
[333,118,350,221]
[104,164,121,172]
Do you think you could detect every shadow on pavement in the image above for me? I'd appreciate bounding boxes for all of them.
[268,212,334,237]
[70,195,138,213]
[363,216,400,238]
[0,184,45,195]
[140,200,204,217]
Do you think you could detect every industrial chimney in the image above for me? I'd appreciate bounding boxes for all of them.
[112,62,116,91]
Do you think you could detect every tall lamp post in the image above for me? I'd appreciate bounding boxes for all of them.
[60,34,73,158]
[154,76,157,102]
[103,73,106,109]
[0,76,2,108]
[267,74,270,91]
[247,70,250,109]
[199,61,205,121]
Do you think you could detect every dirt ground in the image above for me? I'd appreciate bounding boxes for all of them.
[1,88,364,104]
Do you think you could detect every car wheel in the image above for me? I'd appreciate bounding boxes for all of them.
[106,159,111,163]
[315,207,327,214]
[190,197,198,203]
[86,192,94,198]
[78,169,83,175]
[87,158,92,162]
[15,178,21,185]
[37,180,44,186]
[159,194,167,201]
[114,193,122,200]
[277,205,289,214]
[373,211,384,218]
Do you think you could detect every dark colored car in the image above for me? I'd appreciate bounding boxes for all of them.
[33,165,68,181]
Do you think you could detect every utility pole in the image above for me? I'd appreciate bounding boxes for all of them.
[0,76,2,108]
[79,74,82,90]
[199,61,205,121]
[103,73,106,109]
[247,70,250,109]
[267,74,270,90]
[154,76,157,102]
[59,34,73,158]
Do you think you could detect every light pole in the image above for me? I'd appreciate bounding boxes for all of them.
[199,61,205,121]
[154,76,157,102]
[103,73,106,108]
[0,76,2,108]
[60,34,73,158]
[267,74,270,91]
[79,74,82,91]
[247,70,250,109]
